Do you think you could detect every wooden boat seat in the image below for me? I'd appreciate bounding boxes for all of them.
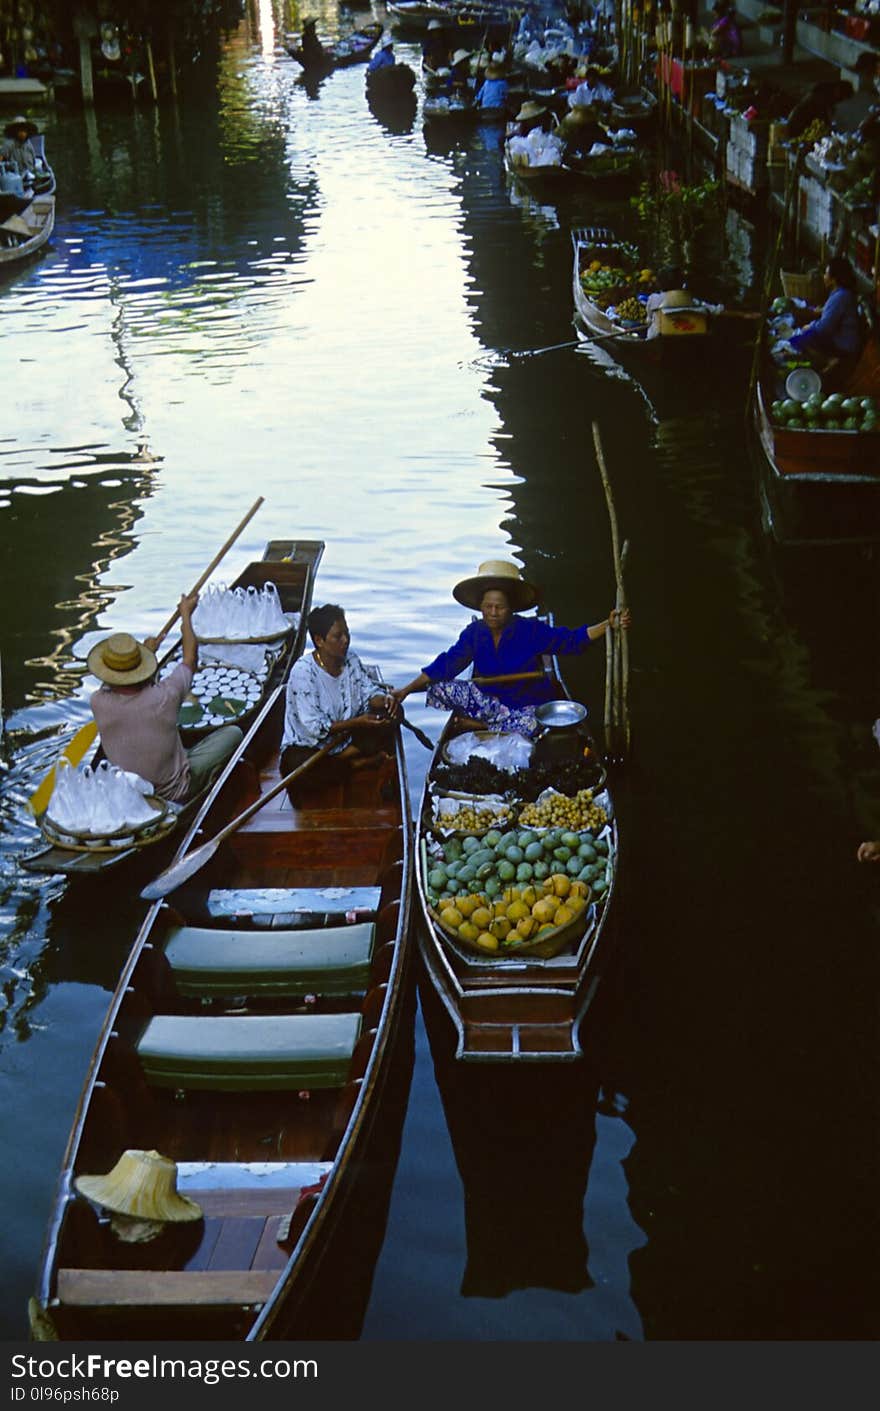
[135,1012,361,1091]
[56,1267,278,1308]
[205,886,381,925]
[162,921,376,998]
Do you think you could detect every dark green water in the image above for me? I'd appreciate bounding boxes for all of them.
[0,4,878,1342]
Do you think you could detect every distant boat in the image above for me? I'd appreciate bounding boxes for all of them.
[286,22,384,73]
[0,191,54,268]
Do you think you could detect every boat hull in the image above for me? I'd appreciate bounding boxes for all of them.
[32,616,414,1340]
[414,662,618,1063]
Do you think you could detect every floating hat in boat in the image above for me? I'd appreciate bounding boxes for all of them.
[4,114,37,138]
[453,560,538,612]
[87,632,157,687]
[785,366,822,402]
[75,1150,203,1223]
[451,48,473,66]
[515,100,547,122]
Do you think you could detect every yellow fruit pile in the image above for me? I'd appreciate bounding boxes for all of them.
[435,802,512,833]
[518,788,608,832]
[616,297,645,322]
[433,874,591,953]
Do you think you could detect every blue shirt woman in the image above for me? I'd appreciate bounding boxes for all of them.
[393,560,630,736]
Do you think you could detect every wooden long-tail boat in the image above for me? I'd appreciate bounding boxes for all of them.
[414,651,618,1062]
[31,661,413,1340]
[749,336,880,545]
[21,540,323,881]
[286,22,383,73]
[571,226,714,359]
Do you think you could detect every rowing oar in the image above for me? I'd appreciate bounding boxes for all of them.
[141,743,334,901]
[27,496,265,818]
[399,714,434,751]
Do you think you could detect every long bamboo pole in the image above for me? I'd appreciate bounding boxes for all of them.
[592,423,630,761]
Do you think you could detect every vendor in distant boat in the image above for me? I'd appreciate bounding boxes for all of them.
[570,66,614,110]
[509,100,555,138]
[299,18,327,67]
[448,47,474,100]
[392,561,631,737]
[280,604,400,803]
[558,101,604,156]
[88,593,243,804]
[787,256,863,383]
[422,18,449,72]
[1,115,38,179]
[368,36,396,73]
[473,62,510,114]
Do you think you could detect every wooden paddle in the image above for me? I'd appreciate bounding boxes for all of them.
[140,743,334,901]
[27,497,265,818]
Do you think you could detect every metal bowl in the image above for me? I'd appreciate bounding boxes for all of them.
[534,700,588,730]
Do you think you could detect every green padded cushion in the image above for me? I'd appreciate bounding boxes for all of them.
[136,1012,361,1091]
[162,923,376,998]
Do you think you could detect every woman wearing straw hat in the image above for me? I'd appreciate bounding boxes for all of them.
[88,591,242,804]
[392,560,630,737]
[509,99,556,138]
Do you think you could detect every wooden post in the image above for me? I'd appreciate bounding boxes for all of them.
[168,24,178,99]
[74,8,97,106]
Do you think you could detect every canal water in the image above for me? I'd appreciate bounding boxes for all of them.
[1,4,878,1342]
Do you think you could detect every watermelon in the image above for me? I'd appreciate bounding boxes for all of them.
[821,394,844,415]
[843,417,859,430]
[824,419,842,430]
[841,398,861,417]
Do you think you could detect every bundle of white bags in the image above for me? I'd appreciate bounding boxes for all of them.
[509,129,564,167]
[48,760,158,834]
[192,582,291,640]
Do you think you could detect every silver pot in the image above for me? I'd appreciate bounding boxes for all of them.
[532,700,590,764]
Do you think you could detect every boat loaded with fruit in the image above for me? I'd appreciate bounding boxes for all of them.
[571,227,718,359]
[416,683,618,1064]
[753,286,880,484]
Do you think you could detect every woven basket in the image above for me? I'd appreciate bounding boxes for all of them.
[781,269,824,303]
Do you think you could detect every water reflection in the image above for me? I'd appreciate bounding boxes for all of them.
[420,973,645,1334]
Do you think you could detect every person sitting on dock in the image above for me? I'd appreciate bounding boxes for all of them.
[88,592,243,805]
[709,2,743,59]
[392,561,630,738]
[368,36,396,73]
[279,604,400,804]
[788,256,863,384]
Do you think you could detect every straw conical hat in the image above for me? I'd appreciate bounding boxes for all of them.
[75,1149,203,1222]
[660,289,698,310]
[87,633,157,686]
[453,560,538,612]
[515,100,547,122]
